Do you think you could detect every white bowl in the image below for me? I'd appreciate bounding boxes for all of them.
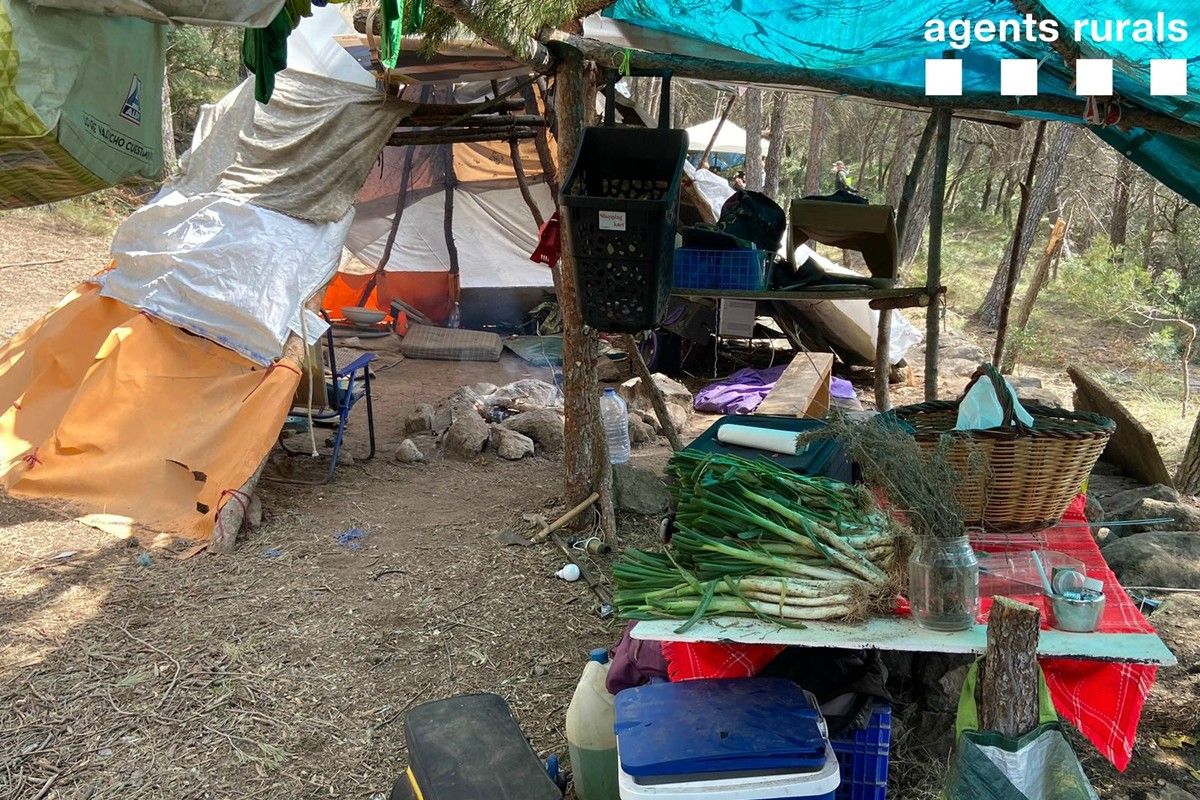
[341,306,386,326]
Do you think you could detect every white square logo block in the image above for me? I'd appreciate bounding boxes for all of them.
[925,59,962,96]
[1076,59,1113,96]
[1151,59,1188,96]
[1001,59,1039,96]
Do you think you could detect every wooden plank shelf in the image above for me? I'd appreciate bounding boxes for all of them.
[631,616,1177,666]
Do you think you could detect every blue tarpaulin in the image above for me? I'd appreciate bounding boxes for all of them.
[604,0,1200,203]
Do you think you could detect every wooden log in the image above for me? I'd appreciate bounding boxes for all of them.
[404,98,525,117]
[523,83,560,201]
[978,596,1041,737]
[495,80,545,228]
[868,289,940,311]
[699,93,738,169]
[403,113,548,128]
[992,121,1047,369]
[543,32,1200,140]
[387,128,537,146]
[209,459,265,555]
[556,52,617,544]
[357,128,419,307]
[1011,216,1067,334]
[924,109,952,401]
[619,334,682,451]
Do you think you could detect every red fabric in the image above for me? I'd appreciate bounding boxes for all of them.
[662,640,785,682]
[530,212,561,265]
[974,494,1156,772]
[656,495,1158,771]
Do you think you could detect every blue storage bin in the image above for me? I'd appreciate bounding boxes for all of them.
[673,248,771,291]
[828,702,891,800]
[614,678,839,800]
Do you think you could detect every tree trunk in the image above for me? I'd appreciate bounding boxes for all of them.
[804,96,828,196]
[885,113,916,207]
[1143,184,1157,270]
[555,56,617,543]
[976,123,1078,328]
[1005,216,1067,371]
[763,91,789,200]
[744,88,764,192]
[1178,411,1200,497]
[978,597,1041,737]
[1111,156,1132,252]
[160,66,177,179]
[979,172,994,212]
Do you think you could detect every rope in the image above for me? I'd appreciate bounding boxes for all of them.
[21,448,41,469]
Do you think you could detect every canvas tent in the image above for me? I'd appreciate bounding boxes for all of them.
[686,118,769,156]
[327,136,556,328]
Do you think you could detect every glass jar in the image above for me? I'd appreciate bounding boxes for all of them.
[907,534,980,631]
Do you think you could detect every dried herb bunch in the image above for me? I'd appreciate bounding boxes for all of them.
[803,412,984,539]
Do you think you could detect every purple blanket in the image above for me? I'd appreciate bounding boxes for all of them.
[693,364,789,415]
[694,366,858,415]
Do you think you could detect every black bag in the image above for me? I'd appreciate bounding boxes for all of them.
[680,190,787,252]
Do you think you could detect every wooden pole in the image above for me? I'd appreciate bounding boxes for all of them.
[356,141,418,307]
[620,334,682,451]
[874,311,892,411]
[441,142,462,324]
[1011,216,1067,333]
[978,596,1042,737]
[524,83,559,201]
[387,128,538,146]
[555,52,617,543]
[698,93,737,168]
[495,80,545,228]
[992,121,1047,369]
[924,109,952,401]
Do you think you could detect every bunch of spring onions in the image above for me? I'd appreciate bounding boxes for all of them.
[614,450,901,631]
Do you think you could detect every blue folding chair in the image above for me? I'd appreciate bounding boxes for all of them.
[273,312,377,484]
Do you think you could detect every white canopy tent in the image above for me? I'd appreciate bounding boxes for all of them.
[685,118,769,156]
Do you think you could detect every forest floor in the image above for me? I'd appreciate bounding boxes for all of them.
[0,208,1197,799]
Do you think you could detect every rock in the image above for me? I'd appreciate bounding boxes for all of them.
[941,358,981,379]
[1069,365,1174,487]
[941,343,988,363]
[1003,375,1043,389]
[443,403,490,459]
[502,408,565,453]
[430,403,454,436]
[1147,783,1199,800]
[612,463,670,515]
[404,403,435,434]
[1108,484,1181,520]
[639,409,661,433]
[1102,532,1200,588]
[1085,494,1105,525]
[628,415,655,445]
[665,404,689,434]
[339,452,356,466]
[596,356,627,383]
[1093,526,1113,545]
[394,438,425,464]
[1123,498,1200,533]
[486,379,562,410]
[491,426,535,460]
[1090,459,1126,477]
[1016,387,1063,407]
[469,382,498,397]
[620,374,693,417]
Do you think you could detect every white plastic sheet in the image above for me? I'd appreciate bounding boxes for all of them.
[102,191,351,365]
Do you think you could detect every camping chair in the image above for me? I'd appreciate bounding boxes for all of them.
[274,311,376,484]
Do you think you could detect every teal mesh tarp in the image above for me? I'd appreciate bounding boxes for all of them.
[606,0,1200,203]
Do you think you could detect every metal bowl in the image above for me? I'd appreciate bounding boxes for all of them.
[341,306,387,326]
[1049,593,1105,633]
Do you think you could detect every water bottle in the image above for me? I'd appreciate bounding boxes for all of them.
[599,388,631,464]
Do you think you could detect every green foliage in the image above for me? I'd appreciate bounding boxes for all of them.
[166,26,243,150]
[413,0,580,56]
[1047,243,1154,321]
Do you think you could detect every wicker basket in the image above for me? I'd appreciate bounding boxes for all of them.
[889,364,1115,533]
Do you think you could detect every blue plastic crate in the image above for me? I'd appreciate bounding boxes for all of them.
[673,247,771,291]
[829,701,891,800]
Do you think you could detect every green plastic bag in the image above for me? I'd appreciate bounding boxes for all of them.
[946,660,1098,800]
[0,0,165,208]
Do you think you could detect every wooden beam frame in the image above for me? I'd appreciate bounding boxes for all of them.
[543,32,1200,141]
[924,109,952,401]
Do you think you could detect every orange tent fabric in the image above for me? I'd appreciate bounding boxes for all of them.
[0,283,299,541]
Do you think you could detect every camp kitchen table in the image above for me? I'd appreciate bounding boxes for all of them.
[631,508,1175,770]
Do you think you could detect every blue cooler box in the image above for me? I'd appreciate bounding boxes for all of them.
[614,678,840,800]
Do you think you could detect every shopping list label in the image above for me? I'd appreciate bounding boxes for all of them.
[598,210,627,231]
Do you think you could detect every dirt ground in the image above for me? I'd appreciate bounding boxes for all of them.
[1,212,1198,799]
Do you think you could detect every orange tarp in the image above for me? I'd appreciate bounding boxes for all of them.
[323,271,458,325]
[0,283,299,541]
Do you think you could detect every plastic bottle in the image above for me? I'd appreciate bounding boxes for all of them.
[599,388,631,464]
[566,648,620,800]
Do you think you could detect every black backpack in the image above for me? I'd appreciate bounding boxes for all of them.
[681,190,787,253]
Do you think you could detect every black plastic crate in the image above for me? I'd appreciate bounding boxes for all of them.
[562,126,688,333]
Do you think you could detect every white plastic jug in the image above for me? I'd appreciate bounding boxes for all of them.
[567,648,620,800]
